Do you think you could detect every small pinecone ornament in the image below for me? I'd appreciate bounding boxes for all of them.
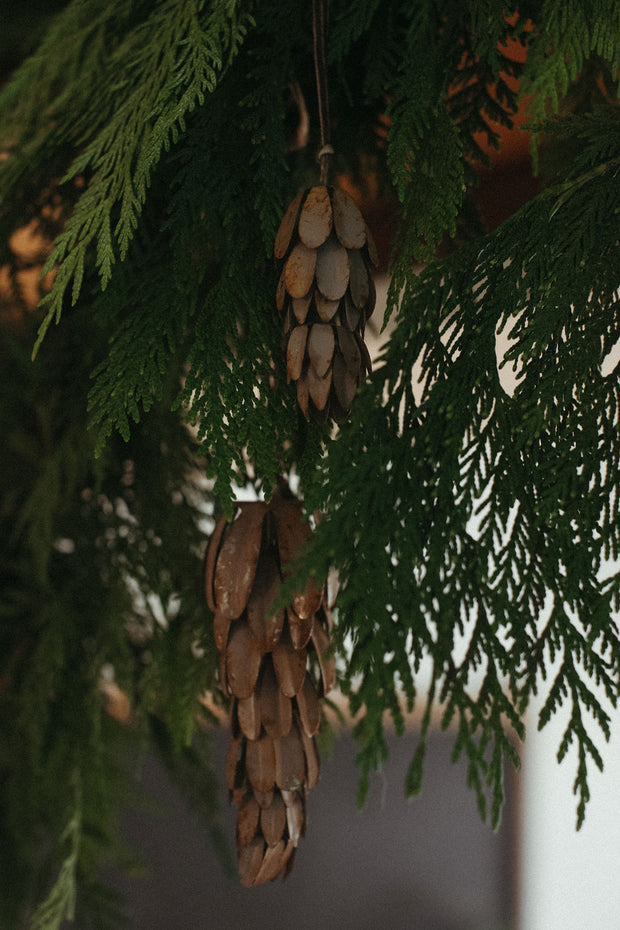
[204,495,334,886]
[275,185,379,422]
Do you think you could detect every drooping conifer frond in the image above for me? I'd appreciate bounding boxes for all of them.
[523,0,620,122]
[29,773,82,930]
[384,1,527,264]
[1,0,254,356]
[0,312,226,927]
[305,107,620,827]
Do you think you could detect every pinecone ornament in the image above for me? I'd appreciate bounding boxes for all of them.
[204,495,334,886]
[275,185,379,422]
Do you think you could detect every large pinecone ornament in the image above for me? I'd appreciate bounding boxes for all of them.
[275,185,379,422]
[204,495,334,886]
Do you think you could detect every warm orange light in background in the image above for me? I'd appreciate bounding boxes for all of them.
[470,14,534,166]
[339,14,539,257]
[0,214,55,329]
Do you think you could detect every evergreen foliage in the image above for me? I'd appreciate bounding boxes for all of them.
[1,0,620,922]
[305,108,620,826]
[0,311,228,927]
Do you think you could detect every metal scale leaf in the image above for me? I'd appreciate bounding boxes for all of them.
[204,496,334,886]
[275,184,378,422]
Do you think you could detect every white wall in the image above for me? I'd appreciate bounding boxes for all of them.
[519,701,620,930]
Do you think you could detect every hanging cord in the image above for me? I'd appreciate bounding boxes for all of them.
[312,0,333,184]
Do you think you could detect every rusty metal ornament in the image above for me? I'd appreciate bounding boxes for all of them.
[298,185,333,248]
[204,494,334,886]
[275,184,377,422]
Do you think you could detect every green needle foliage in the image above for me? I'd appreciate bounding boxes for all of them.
[1,0,620,923]
[305,112,620,826]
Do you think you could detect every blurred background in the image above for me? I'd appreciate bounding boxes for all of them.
[106,703,620,930]
[110,722,519,930]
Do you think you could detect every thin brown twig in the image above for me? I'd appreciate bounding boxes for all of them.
[312,0,333,184]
